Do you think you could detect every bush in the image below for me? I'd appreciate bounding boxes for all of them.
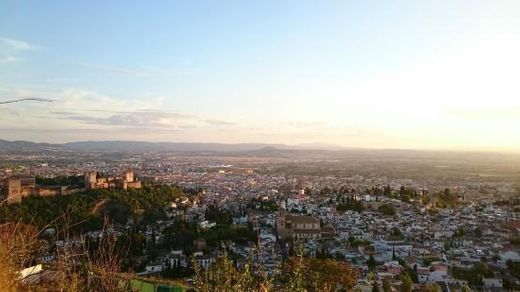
[378,204,395,216]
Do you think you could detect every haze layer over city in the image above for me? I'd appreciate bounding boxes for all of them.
[1,1,520,291]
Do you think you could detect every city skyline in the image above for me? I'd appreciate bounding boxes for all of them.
[1,1,520,152]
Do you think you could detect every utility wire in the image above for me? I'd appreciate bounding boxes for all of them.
[0,97,54,104]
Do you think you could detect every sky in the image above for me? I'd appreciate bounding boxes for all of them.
[1,1,520,152]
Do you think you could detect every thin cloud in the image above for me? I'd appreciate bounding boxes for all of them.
[205,119,235,126]
[0,37,36,50]
[51,110,199,128]
[0,57,18,64]
[51,109,236,130]
[81,63,151,76]
[81,63,196,77]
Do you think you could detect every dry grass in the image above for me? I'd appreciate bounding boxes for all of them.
[0,216,129,291]
[0,222,39,290]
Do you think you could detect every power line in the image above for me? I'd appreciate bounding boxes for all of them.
[0,97,55,104]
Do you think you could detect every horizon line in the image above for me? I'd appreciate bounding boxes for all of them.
[1,138,519,155]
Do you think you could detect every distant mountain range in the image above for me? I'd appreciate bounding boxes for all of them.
[0,139,348,153]
[0,139,61,152]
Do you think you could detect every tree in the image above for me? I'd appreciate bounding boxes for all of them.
[382,278,392,292]
[420,283,441,292]
[378,204,395,216]
[336,196,365,213]
[280,257,358,292]
[452,262,492,286]
[368,254,377,272]
[401,272,412,292]
[204,205,232,225]
[383,185,392,197]
[193,251,267,292]
[284,254,306,292]
[444,241,451,251]
[474,227,483,238]
[372,281,381,292]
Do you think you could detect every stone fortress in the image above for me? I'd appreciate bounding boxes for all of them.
[84,170,142,190]
[3,170,141,205]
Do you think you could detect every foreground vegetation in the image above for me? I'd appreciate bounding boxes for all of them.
[0,218,358,291]
[0,183,360,291]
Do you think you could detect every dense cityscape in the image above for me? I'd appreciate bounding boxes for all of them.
[1,141,519,291]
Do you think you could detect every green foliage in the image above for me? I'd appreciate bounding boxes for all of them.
[507,259,520,279]
[372,281,381,292]
[473,227,483,238]
[348,236,370,248]
[163,221,198,253]
[399,186,415,203]
[320,187,334,195]
[336,195,365,213]
[35,175,85,188]
[453,227,466,238]
[420,283,441,292]
[494,199,512,206]
[163,221,257,253]
[391,228,403,237]
[382,278,392,292]
[452,262,493,287]
[383,185,392,197]
[0,184,184,232]
[200,224,257,247]
[401,272,412,292]
[367,254,377,272]
[193,251,268,292]
[378,204,396,216]
[247,198,278,211]
[94,184,183,211]
[421,257,439,267]
[279,256,358,292]
[204,205,232,225]
[435,190,459,208]
[0,192,100,232]
[510,237,520,246]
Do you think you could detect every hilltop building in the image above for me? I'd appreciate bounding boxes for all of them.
[84,170,142,190]
[5,176,70,204]
[276,213,321,241]
[3,170,141,205]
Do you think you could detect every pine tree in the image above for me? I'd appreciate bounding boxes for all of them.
[401,273,412,292]
[382,278,392,292]
[372,281,381,292]
[368,254,377,272]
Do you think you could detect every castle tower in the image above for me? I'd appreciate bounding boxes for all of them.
[124,170,134,183]
[84,171,97,189]
[7,178,22,204]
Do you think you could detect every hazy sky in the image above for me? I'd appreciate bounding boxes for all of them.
[1,1,519,151]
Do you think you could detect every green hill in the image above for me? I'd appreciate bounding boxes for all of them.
[0,184,184,232]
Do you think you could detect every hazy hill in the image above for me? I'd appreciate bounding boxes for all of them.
[63,141,296,152]
[0,139,62,152]
[0,139,305,153]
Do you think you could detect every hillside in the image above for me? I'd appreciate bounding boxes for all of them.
[0,139,63,152]
[0,184,184,231]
